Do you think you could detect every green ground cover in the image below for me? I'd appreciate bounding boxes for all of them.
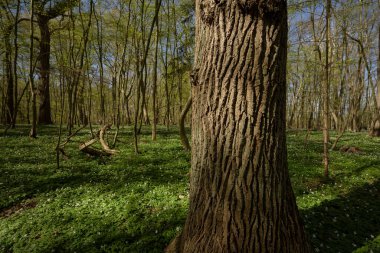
[0,126,379,253]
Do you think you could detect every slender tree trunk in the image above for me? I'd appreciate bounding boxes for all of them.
[323,0,331,177]
[77,0,93,126]
[310,8,322,131]
[29,0,37,138]
[139,65,150,131]
[134,63,142,154]
[133,0,162,153]
[94,5,106,123]
[1,63,6,125]
[26,87,30,124]
[179,96,191,151]
[56,65,65,169]
[164,1,171,130]
[152,14,159,141]
[351,54,363,132]
[86,50,94,136]
[371,25,380,136]
[167,1,311,252]
[12,0,21,128]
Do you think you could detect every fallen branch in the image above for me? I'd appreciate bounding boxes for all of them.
[99,124,118,154]
[79,138,111,157]
[79,138,97,150]
[80,146,111,157]
[56,125,118,158]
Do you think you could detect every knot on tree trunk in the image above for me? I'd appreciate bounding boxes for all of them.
[237,0,286,18]
[200,0,217,24]
[199,0,227,24]
[199,0,286,24]
[190,68,199,86]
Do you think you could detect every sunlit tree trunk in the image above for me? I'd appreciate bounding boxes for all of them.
[323,0,331,177]
[77,0,93,126]
[152,14,159,141]
[164,0,171,130]
[374,25,380,136]
[167,0,311,252]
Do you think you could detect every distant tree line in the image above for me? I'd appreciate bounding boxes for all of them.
[0,0,378,140]
[287,0,379,136]
[0,0,195,143]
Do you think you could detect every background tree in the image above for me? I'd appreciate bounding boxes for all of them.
[29,0,37,137]
[323,0,331,177]
[34,0,78,124]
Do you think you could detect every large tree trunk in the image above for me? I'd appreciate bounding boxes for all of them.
[37,15,53,124]
[167,0,311,252]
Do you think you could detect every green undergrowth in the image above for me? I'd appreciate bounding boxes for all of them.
[0,126,379,252]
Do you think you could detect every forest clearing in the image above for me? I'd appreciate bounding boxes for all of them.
[0,126,379,252]
[1,0,379,252]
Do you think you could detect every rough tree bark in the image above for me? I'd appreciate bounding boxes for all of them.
[167,0,311,252]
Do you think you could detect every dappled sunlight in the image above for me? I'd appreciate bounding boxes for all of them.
[1,126,379,252]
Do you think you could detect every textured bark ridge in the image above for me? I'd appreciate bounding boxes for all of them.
[167,0,311,252]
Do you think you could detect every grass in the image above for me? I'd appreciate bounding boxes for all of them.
[0,125,379,253]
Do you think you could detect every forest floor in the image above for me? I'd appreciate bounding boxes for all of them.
[0,125,379,253]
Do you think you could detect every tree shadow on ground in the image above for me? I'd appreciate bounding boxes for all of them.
[1,191,186,253]
[350,162,380,175]
[35,177,379,253]
[0,124,61,137]
[0,126,189,211]
[56,205,186,253]
[301,180,380,253]
[0,154,189,211]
